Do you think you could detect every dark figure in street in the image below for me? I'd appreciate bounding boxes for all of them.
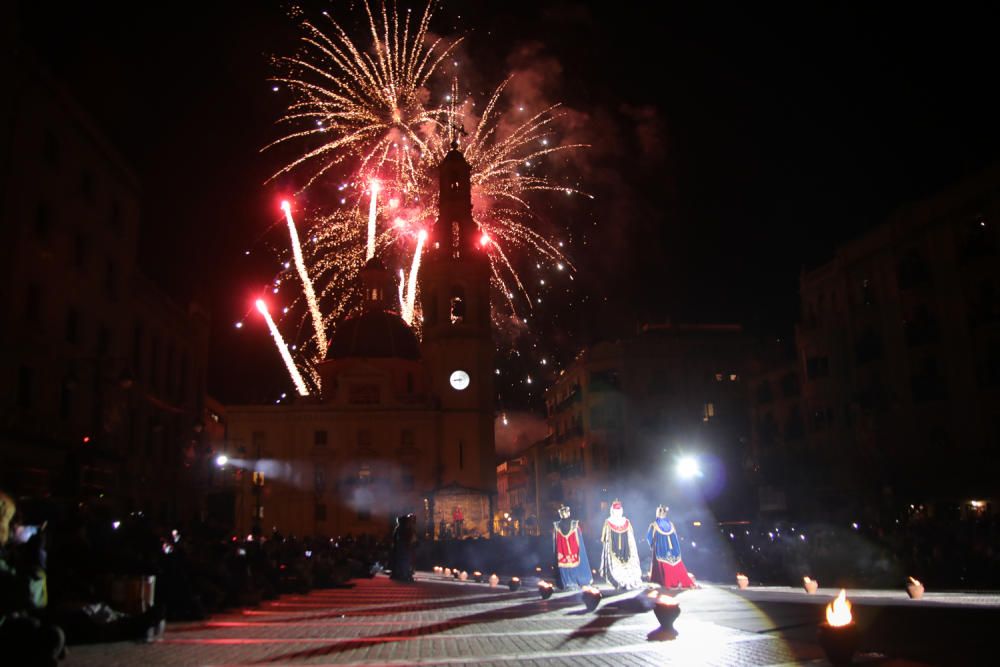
[389,514,416,582]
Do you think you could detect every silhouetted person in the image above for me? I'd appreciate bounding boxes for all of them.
[389,514,416,582]
[0,490,66,666]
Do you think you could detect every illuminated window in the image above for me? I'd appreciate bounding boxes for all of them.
[729,373,738,382]
[715,373,723,382]
[703,402,715,421]
[450,285,466,324]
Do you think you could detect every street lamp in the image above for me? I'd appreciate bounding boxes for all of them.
[215,454,228,468]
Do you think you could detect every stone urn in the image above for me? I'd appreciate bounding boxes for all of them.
[653,596,681,629]
[581,586,602,612]
[538,581,553,599]
[803,577,819,594]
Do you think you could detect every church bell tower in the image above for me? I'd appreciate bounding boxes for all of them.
[421,142,496,495]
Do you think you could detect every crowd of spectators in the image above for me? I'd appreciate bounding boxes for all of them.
[0,489,392,666]
[683,506,1000,589]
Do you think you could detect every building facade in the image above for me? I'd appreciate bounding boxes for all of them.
[497,324,752,532]
[223,146,498,540]
[749,166,1000,515]
[0,42,210,521]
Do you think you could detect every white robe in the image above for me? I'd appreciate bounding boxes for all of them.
[599,513,643,589]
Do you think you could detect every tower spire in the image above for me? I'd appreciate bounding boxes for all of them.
[435,143,480,260]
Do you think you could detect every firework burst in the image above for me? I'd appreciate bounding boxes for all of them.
[257,1,584,380]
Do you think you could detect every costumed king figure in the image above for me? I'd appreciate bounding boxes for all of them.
[599,500,643,589]
[553,505,592,589]
[646,505,696,589]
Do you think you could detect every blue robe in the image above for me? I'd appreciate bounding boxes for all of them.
[553,519,593,589]
[646,517,695,588]
[646,518,682,564]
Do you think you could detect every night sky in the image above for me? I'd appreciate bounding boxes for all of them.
[17,1,1000,407]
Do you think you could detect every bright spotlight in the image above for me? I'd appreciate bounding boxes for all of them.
[676,455,702,480]
[215,454,228,467]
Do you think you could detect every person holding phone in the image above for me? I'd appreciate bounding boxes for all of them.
[0,490,66,666]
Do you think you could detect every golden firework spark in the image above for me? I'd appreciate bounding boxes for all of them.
[260,1,585,373]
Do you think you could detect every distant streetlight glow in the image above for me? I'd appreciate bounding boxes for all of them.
[676,455,702,480]
[215,454,228,467]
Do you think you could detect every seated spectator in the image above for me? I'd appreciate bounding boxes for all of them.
[0,490,66,666]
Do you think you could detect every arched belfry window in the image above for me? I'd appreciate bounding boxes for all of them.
[450,285,466,324]
[451,221,461,258]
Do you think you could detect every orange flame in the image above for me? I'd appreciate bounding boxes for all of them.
[825,589,853,627]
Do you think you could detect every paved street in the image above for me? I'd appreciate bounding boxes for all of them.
[63,573,996,666]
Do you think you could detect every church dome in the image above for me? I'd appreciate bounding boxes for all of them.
[326,310,421,361]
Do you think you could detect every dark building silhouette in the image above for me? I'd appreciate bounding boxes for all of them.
[498,323,753,530]
[749,166,1000,517]
[0,36,210,521]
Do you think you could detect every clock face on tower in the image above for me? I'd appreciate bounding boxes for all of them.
[449,370,470,391]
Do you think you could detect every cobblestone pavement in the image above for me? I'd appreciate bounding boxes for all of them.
[63,574,938,666]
